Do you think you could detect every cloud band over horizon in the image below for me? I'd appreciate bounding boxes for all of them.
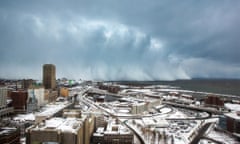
[1,0,240,80]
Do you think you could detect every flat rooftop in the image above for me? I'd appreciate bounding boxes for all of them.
[30,117,84,134]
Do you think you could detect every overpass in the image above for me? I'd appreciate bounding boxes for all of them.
[163,101,223,115]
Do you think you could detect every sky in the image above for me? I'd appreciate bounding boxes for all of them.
[0,0,240,81]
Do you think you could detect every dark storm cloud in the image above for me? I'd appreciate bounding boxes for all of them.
[0,0,240,80]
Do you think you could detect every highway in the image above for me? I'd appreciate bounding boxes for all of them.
[123,120,145,144]
[79,87,217,144]
[190,123,212,144]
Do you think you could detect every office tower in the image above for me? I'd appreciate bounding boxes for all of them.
[43,64,56,89]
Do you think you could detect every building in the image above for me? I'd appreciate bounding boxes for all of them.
[26,114,94,144]
[145,99,162,110]
[10,91,28,112]
[95,114,107,130]
[205,95,224,107]
[131,102,146,114]
[45,89,58,103]
[62,109,95,144]
[225,112,240,134]
[27,87,45,108]
[43,64,56,89]
[26,117,84,144]
[83,114,95,144]
[92,118,134,144]
[0,87,14,117]
[22,79,35,89]
[0,87,8,108]
[0,127,21,144]
[60,87,69,97]
[218,115,227,130]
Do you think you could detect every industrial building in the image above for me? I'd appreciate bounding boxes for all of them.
[43,64,56,89]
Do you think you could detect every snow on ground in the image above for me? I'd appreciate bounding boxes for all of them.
[159,107,172,114]
[167,111,186,118]
[207,129,239,144]
[118,109,130,113]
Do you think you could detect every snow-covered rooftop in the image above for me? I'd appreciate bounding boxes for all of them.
[225,103,240,111]
[225,112,240,120]
[32,117,83,134]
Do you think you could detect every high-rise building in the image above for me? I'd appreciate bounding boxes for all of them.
[43,64,56,89]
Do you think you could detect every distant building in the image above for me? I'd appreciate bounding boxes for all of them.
[131,102,145,114]
[204,95,224,107]
[44,89,58,103]
[22,79,35,89]
[98,84,120,93]
[43,64,56,89]
[131,99,161,114]
[60,87,69,97]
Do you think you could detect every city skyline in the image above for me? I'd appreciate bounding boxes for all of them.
[0,0,240,80]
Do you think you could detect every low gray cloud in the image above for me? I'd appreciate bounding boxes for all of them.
[0,0,240,80]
